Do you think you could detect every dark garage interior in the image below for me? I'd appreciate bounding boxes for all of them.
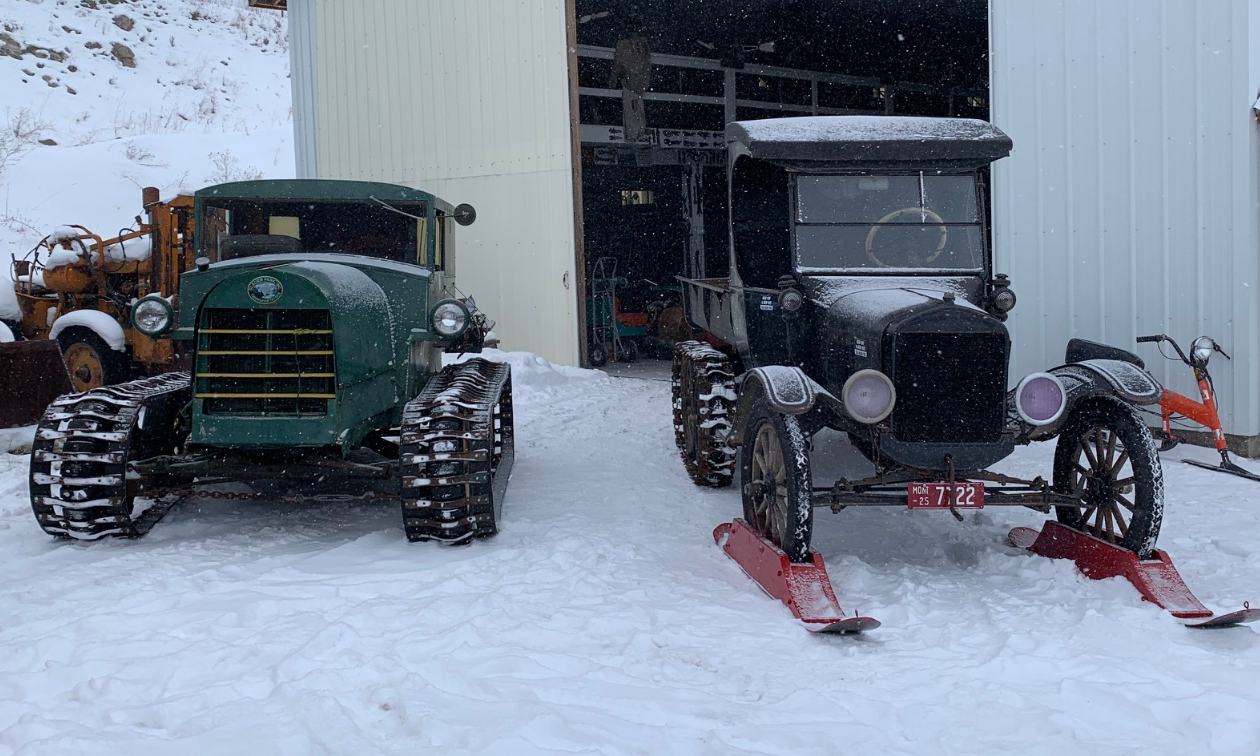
[571,0,989,366]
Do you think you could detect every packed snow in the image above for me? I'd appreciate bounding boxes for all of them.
[2,1,1258,753]
[1,355,1258,755]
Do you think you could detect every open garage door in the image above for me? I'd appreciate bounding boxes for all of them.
[570,0,989,367]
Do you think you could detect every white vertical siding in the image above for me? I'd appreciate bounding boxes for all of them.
[303,0,579,365]
[991,0,1260,436]
[289,0,318,177]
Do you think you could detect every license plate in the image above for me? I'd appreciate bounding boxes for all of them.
[907,482,985,509]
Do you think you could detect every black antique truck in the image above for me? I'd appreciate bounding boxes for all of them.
[672,117,1193,630]
[29,179,513,544]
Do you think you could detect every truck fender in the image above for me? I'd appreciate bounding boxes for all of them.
[1015,359,1163,442]
[47,310,127,352]
[1051,358,1164,407]
[728,366,837,447]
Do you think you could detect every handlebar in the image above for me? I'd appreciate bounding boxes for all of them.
[1137,334,1190,365]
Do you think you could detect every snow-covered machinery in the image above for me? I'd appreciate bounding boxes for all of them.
[1,189,197,428]
[28,179,513,543]
[674,116,1257,632]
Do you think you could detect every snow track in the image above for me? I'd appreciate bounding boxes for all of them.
[0,360,1257,755]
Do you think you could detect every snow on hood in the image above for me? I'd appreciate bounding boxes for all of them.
[48,226,81,243]
[44,233,153,270]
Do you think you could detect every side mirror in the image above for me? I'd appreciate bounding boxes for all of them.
[453,203,477,226]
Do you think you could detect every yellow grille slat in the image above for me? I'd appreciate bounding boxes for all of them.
[196,373,336,379]
[200,329,333,334]
[196,393,336,399]
[199,350,334,356]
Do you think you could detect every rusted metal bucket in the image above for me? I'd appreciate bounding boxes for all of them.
[0,340,74,428]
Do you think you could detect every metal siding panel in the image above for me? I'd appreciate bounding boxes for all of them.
[1232,0,1260,436]
[289,0,318,177]
[303,0,578,366]
[992,0,1259,435]
[1064,0,1101,340]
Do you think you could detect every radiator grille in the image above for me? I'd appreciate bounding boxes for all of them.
[195,308,335,415]
[890,332,1007,443]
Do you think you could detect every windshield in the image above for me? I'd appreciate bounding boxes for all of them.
[199,199,426,264]
[795,174,984,272]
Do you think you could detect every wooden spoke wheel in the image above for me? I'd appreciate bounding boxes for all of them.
[740,398,813,563]
[1053,399,1164,558]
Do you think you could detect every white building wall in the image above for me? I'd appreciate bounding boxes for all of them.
[292,0,580,366]
[991,0,1260,436]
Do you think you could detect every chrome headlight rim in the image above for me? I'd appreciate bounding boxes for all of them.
[430,299,470,339]
[131,295,175,338]
[1014,371,1067,426]
[1191,336,1214,366]
[842,368,897,425]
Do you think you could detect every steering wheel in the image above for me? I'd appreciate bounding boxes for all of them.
[864,206,948,268]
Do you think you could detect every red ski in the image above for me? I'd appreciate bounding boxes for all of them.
[1009,521,1259,629]
[713,519,879,634]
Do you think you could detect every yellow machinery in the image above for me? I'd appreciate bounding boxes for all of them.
[2,188,195,425]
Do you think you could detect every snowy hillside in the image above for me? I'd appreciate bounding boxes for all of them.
[0,0,293,320]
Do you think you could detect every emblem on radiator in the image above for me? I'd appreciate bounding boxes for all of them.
[247,275,283,304]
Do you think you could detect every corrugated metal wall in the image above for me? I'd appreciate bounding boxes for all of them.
[297,0,579,366]
[289,0,317,176]
[991,0,1260,436]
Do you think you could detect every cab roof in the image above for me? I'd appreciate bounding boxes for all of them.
[194,179,450,211]
[728,116,1013,172]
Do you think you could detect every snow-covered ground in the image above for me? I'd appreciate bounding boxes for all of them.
[1,355,1257,755]
[0,0,292,322]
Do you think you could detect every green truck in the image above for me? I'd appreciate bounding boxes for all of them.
[29,179,513,543]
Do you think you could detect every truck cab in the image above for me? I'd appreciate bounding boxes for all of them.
[674,116,1166,565]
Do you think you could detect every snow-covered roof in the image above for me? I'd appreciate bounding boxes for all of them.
[728,116,1013,171]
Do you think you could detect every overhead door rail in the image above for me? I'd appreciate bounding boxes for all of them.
[577,44,978,122]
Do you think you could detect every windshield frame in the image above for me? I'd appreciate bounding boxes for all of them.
[194,197,430,266]
[790,171,990,276]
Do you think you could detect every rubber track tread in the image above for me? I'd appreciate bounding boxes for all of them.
[399,359,514,543]
[29,372,192,540]
[672,341,736,487]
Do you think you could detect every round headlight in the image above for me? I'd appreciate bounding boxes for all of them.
[1015,372,1066,426]
[1191,336,1214,366]
[132,296,174,337]
[842,369,896,424]
[992,287,1017,313]
[779,289,804,313]
[431,300,469,338]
